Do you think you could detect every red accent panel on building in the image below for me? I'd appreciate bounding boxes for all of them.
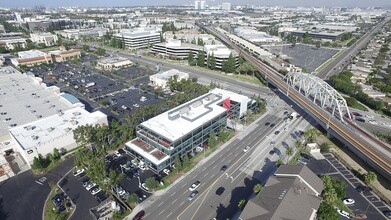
[223,98,231,116]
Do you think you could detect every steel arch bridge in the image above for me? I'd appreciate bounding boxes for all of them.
[285,72,352,123]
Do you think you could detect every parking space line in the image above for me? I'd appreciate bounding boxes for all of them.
[171,198,178,205]
[158,209,166,215]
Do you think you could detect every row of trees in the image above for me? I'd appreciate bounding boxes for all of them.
[330,71,385,111]
[32,148,63,172]
[317,175,349,219]
[188,51,237,73]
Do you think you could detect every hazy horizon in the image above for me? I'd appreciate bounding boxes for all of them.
[0,0,390,8]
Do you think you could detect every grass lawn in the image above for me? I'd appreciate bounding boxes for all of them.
[348,102,368,111]
[44,186,73,220]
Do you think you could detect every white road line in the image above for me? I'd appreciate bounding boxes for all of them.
[179,201,185,207]
[171,198,178,205]
[167,211,173,217]
[182,190,187,196]
[35,181,43,185]
[158,209,165,215]
[158,202,164,207]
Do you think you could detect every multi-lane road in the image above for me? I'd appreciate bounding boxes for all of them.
[203,24,391,179]
[317,18,390,79]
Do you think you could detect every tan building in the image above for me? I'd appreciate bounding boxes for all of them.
[49,48,81,62]
[11,50,52,67]
[96,56,133,71]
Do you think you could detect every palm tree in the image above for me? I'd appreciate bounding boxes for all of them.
[294,140,302,151]
[323,188,338,203]
[303,128,318,143]
[286,147,294,163]
[238,199,247,210]
[253,184,263,194]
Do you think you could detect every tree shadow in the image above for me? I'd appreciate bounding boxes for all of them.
[0,197,9,220]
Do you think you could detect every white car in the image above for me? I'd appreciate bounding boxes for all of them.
[115,150,122,158]
[163,169,170,175]
[284,127,288,131]
[73,168,85,176]
[133,103,139,108]
[139,164,146,170]
[343,198,355,205]
[336,209,351,219]
[243,146,250,152]
[86,182,96,190]
[189,181,201,191]
[141,183,149,191]
[365,115,374,119]
[91,187,101,195]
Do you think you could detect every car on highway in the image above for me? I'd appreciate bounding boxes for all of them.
[274,131,280,135]
[188,191,199,201]
[343,198,355,205]
[216,187,225,196]
[336,208,351,219]
[189,181,201,191]
[270,123,275,127]
[220,165,227,172]
[243,146,250,152]
[133,210,145,220]
[265,122,270,126]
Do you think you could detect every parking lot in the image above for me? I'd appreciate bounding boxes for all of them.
[265,44,340,72]
[28,53,162,121]
[306,154,390,219]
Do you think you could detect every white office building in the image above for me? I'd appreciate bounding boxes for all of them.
[194,0,200,10]
[204,44,239,69]
[114,27,161,50]
[149,69,190,89]
[200,1,206,10]
[222,3,231,11]
[30,32,58,46]
[96,56,133,71]
[234,27,281,44]
[151,39,203,60]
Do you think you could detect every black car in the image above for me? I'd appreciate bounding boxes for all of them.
[216,187,225,196]
[270,123,275,127]
[274,131,280,135]
[265,122,270,126]
[356,185,370,193]
[220,165,227,172]
[300,153,313,161]
[383,210,391,219]
[133,210,145,220]
[269,150,275,155]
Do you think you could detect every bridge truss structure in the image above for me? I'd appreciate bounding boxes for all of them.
[285,72,352,123]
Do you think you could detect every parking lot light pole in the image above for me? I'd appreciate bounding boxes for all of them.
[137,176,141,187]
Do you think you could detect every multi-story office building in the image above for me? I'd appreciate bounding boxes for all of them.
[151,39,203,60]
[0,37,26,50]
[114,27,161,50]
[204,45,239,69]
[289,30,345,41]
[149,69,189,89]
[125,88,257,173]
[194,0,200,10]
[200,0,206,10]
[222,3,231,11]
[30,32,58,46]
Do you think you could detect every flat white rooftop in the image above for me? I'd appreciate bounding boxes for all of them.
[125,139,170,166]
[18,50,47,59]
[204,44,233,57]
[140,88,251,142]
[150,69,189,81]
[98,56,131,64]
[9,107,106,151]
[0,66,76,137]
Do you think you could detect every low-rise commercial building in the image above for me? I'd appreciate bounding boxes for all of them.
[204,44,239,69]
[239,165,324,220]
[114,27,161,50]
[96,56,133,71]
[289,30,345,41]
[49,47,81,62]
[11,50,53,67]
[0,66,107,169]
[234,27,281,44]
[56,28,108,40]
[125,88,257,173]
[30,32,58,46]
[149,69,190,89]
[151,39,203,59]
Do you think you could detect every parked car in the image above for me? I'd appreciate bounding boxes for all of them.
[336,208,351,219]
[139,164,146,171]
[86,183,97,190]
[343,198,355,205]
[383,210,391,219]
[297,157,308,165]
[188,191,199,201]
[356,185,370,193]
[115,150,122,158]
[274,131,280,135]
[189,181,201,191]
[300,153,313,161]
[269,150,275,155]
[73,168,85,176]
[91,187,102,195]
[243,146,250,152]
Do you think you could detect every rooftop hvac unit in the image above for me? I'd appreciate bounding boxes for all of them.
[32,135,39,140]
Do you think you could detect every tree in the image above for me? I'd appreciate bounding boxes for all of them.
[174,154,182,171]
[303,128,318,143]
[323,187,338,203]
[82,45,90,52]
[188,51,194,65]
[316,41,321,49]
[183,153,190,167]
[208,130,217,148]
[286,147,294,158]
[197,51,205,67]
[294,140,303,151]
[145,177,158,191]
[320,143,330,153]
[222,53,236,73]
[53,148,61,161]
[253,183,263,194]
[96,48,105,56]
[364,171,377,184]
[238,199,247,210]
[32,154,45,171]
[107,169,124,191]
[276,159,284,167]
[317,202,341,220]
[127,193,139,205]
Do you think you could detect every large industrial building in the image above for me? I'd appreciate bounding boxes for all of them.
[125,88,257,173]
[289,30,346,41]
[234,27,281,44]
[96,56,133,71]
[114,27,161,50]
[0,66,107,177]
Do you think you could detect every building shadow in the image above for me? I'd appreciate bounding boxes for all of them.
[0,197,9,220]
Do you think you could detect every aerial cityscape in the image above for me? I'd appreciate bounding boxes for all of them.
[0,1,391,220]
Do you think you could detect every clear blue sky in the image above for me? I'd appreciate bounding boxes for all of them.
[0,0,389,8]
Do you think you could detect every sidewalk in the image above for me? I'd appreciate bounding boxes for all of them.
[125,112,270,219]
